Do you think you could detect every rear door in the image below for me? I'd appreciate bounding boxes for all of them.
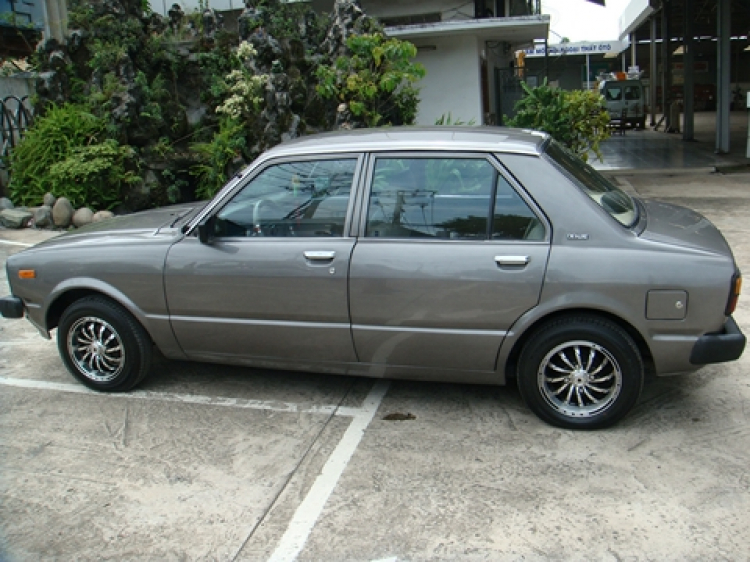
[349,153,550,374]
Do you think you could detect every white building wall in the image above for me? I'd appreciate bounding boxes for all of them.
[359,0,475,20]
[149,0,243,15]
[412,35,482,125]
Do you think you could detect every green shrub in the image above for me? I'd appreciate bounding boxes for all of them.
[434,113,476,126]
[48,140,141,209]
[505,81,611,162]
[9,104,138,209]
[9,104,104,206]
[191,118,247,200]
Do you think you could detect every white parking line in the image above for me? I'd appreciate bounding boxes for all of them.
[0,239,32,247]
[268,380,390,562]
[0,374,390,560]
[0,376,347,416]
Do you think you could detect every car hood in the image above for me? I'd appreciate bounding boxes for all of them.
[639,199,732,256]
[26,203,202,250]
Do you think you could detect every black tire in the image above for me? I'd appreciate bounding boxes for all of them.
[517,316,643,430]
[57,296,152,392]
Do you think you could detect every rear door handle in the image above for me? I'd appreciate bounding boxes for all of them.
[495,255,530,267]
[304,251,336,261]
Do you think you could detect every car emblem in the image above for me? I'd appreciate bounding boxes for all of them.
[566,233,590,241]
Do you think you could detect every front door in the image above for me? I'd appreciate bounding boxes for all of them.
[164,156,361,366]
[349,154,550,374]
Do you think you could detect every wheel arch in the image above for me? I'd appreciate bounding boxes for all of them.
[45,281,149,337]
[503,308,653,381]
[44,279,186,361]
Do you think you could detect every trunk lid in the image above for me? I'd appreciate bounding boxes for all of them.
[639,199,732,256]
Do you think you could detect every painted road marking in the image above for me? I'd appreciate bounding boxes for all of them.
[0,239,33,247]
[0,341,52,346]
[0,376,361,416]
[268,380,390,562]
[0,374,391,560]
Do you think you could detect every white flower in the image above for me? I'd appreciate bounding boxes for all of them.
[236,41,257,61]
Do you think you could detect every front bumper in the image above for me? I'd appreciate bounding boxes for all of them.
[0,295,24,319]
[690,316,746,365]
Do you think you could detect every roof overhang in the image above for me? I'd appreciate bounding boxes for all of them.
[0,24,42,58]
[618,0,658,40]
[385,15,550,46]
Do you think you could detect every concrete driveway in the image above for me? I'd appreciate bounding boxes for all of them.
[1,169,749,560]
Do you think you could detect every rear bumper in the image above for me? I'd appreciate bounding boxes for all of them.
[0,295,24,319]
[690,316,746,365]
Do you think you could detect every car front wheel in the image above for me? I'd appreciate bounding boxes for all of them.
[57,296,152,392]
[517,316,644,429]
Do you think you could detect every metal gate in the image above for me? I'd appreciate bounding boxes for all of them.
[1,95,34,167]
[494,68,543,125]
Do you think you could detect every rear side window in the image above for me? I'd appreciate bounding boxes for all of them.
[365,157,543,241]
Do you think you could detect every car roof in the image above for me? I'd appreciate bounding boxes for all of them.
[262,126,549,159]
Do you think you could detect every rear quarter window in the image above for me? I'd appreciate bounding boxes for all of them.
[544,141,638,228]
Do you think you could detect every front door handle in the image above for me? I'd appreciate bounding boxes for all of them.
[304,251,336,261]
[495,255,530,267]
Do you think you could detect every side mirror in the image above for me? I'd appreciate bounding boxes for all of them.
[197,217,215,244]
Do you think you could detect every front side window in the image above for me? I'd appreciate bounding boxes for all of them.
[213,158,357,237]
[545,140,637,227]
[365,157,543,241]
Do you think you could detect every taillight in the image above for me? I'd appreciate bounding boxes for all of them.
[726,271,742,315]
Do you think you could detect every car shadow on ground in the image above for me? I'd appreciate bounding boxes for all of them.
[139,351,701,431]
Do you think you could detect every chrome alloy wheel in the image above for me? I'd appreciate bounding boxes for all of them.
[67,316,125,382]
[537,340,622,418]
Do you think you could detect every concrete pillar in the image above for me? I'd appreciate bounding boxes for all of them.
[44,0,68,42]
[649,15,657,126]
[716,0,731,154]
[682,0,694,140]
[661,2,672,130]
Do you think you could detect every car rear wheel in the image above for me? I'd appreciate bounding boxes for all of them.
[517,316,644,429]
[57,296,152,392]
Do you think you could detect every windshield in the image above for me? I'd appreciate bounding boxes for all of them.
[544,140,638,227]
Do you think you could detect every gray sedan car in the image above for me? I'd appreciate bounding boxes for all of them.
[1,128,745,429]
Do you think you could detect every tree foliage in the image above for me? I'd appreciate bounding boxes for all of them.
[316,34,425,127]
[505,81,611,162]
[12,0,425,206]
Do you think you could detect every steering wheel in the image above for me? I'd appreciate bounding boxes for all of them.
[251,199,287,237]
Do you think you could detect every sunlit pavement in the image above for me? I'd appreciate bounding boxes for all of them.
[594,110,748,172]
[1,118,750,560]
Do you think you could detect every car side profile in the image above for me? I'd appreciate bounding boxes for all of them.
[1,127,745,429]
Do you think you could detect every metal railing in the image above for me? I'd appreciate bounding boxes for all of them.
[0,95,34,170]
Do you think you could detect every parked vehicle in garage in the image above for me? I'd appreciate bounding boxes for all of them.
[1,127,745,429]
[600,77,647,129]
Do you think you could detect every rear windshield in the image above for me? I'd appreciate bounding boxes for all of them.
[544,140,638,227]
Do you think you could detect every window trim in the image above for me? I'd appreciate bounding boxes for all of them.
[356,151,549,243]
[193,153,365,240]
